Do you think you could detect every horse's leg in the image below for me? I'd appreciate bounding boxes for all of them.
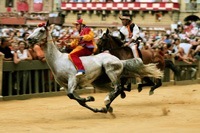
[120,77,131,99]
[67,78,106,113]
[123,78,132,92]
[138,77,155,92]
[104,84,123,113]
[137,45,143,60]
[120,77,126,99]
[103,60,124,113]
[149,78,162,95]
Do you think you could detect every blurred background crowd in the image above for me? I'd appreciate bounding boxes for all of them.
[1,19,199,61]
[0,19,199,68]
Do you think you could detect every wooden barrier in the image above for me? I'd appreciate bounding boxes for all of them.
[0,58,199,100]
[0,54,4,98]
[163,59,199,82]
[1,60,61,100]
[173,61,200,85]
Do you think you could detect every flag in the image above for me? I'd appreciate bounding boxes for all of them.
[17,1,29,12]
[33,0,43,12]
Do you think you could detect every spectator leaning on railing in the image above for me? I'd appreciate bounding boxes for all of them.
[193,44,200,60]
[176,38,196,64]
[190,37,200,61]
[28,41,46,62]
[0,37,13,61]
[13,41,32,64]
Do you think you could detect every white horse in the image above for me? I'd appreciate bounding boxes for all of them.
[27,21,163,113]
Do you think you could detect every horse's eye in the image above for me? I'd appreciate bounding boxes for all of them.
[40,29,45,32]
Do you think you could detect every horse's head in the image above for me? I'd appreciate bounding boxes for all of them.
[96,29,124,53]
[96,29,111,52]
[27,21,49,47]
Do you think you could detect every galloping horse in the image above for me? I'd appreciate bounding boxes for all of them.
[96,29,165,95]
[27,22,163,113]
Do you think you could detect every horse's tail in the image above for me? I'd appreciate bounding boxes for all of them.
[121,58,163,79]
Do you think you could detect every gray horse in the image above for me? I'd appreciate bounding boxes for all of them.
[27,21,163,113]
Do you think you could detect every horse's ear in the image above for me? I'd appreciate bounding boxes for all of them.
[106,28,109,35]
[45,20,49,27]
[119,31,125,41]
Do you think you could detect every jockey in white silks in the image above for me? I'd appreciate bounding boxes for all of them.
[119,13,141,59]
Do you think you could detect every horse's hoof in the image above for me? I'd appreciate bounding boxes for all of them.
[107,106,113,113]
[93,108,98,113]
[149,90,154,95]
[120,92,126,99]
[127,84,131,92]
[138,87,143,92]
[101,107,108,113]
[86,96,95,102]
[93,108,107,113]
[137,84,143,92]
[138,88,142,93]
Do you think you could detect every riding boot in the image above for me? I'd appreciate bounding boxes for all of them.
[137,46,143,60]
[130,44,140,59]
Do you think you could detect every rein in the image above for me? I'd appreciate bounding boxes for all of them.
[40,27,54,46]
[44,27,49,43]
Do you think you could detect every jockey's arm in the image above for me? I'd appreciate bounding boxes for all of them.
[125,25,140,46]
[69,39,79,49]
[69,29,95,49]
[131,24,140,42]
[81,31,94,41]
[70,30,94,42]
[58,33,68,40]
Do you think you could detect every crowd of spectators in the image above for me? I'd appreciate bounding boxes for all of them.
[137,20,200,79]
[0,20,199,78]
[139,21,200,62]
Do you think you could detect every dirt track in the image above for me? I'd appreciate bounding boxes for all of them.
[0,84,200,133]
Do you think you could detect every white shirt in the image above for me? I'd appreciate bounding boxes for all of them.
[16,49,29,60]
[119,24,140,42]
[173,45,179,54]
[179,43,192,55]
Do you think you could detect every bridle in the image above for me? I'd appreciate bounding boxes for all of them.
[38,26,50,47]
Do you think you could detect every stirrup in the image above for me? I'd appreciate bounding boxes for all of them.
[76,72,85,77]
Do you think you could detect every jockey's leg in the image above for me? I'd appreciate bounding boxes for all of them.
[69,46,93,77]
[129,43,140,58]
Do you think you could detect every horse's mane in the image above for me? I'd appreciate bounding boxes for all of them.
[110,35,124,47]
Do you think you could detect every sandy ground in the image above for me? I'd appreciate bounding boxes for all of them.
[0,84,200,133]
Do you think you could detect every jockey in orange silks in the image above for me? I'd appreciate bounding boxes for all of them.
[68,19,97,77]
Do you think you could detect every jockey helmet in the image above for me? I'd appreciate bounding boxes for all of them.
[119,13,131,20]
[72,19,86,25]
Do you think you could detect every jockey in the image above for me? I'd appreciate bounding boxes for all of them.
[119,13,142,59]
[68,19,97,77]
